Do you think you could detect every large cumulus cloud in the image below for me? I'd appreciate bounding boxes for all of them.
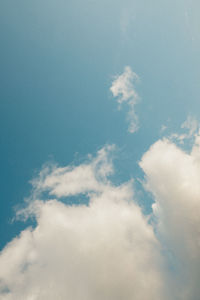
[140,134,200,300]
[0,146,165,300]
[1,130,200,299]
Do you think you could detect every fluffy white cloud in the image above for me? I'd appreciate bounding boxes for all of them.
[140,134,200,299]
[29,145,115,199]
[110,66,140,133]
[2,128,200,299]
[0,146,165,300]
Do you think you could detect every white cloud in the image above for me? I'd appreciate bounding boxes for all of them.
[110,66,140,133]
[29,145,115,200]
[140,133,200,299]
[2,125,200,299]
[0,146,165,300]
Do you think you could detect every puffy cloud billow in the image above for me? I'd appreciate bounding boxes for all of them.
[1,134,200,299]
[140,134,200,300]
[0,146,164,300]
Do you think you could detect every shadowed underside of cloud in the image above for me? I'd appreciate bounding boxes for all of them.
[110,66,140,133]
[1,134,200,299]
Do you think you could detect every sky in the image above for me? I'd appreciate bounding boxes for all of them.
[1,0,200,299]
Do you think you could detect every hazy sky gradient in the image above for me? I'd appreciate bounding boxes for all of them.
[1,1,200,299]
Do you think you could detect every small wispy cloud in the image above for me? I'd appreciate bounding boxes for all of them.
[169,115,199,144]
[160,124,167,133]
[181,115,198,137]
[110,66,140,133]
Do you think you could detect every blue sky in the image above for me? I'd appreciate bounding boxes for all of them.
[1,1,200,299]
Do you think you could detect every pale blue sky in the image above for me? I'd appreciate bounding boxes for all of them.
[1,2,200,299]
[1,0,200,250]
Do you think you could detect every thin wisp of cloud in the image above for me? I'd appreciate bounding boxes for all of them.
[110,66,140,133]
